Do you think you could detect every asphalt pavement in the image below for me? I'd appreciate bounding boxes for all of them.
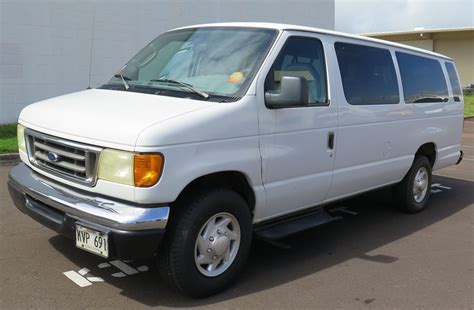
[1,120,473,309]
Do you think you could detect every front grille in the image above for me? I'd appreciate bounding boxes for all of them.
[25,129,102,186]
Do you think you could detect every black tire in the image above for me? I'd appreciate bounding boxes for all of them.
[157,188,252,298]
[394,155,432,213]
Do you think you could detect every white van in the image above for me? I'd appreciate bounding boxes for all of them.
[8,23,464,297]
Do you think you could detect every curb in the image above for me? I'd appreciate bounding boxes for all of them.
[0,153,20,165]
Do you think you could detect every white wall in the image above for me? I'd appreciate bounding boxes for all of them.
[0,0,335,124]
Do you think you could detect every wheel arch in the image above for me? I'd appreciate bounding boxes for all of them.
[415,142,437,167]
[174,171,256,215]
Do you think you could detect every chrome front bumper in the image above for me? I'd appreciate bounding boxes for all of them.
[8,163,169,231]
[7,163,170,259]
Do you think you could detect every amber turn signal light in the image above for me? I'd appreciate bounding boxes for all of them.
[134,154,164,187]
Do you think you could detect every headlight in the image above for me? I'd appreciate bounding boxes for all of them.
[98,149,134,186]
[17,124,26,153]
[97,149,164,187]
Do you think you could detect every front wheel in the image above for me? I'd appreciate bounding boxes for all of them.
[394,155,432,213]
[157,189,252,298]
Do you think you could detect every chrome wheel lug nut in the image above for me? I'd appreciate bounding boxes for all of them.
[212,255,217,260]
[209,236,214,242]
[217,229,221,234]
[207,248,212,253]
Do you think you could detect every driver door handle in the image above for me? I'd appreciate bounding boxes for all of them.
[327,132,335,150]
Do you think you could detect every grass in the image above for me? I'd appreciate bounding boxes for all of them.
[0,124,18,154]
[464,94,474,117]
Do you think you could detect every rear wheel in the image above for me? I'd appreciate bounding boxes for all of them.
[395,155,432,213]
[157,189,252,298]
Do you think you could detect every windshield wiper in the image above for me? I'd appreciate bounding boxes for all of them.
[150,79,209,99]
[113,73,130,90]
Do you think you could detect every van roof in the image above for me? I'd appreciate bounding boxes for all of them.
[172,22,453,61]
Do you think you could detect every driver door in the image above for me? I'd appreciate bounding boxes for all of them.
[255,31,337,221]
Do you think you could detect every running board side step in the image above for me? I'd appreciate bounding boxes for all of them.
[254,208,341,240]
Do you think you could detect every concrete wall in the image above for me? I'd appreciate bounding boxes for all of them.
[399,39,433,51]
[434,37,474,88]
[0,0,335,124]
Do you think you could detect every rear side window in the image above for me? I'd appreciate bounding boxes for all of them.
[396,52,448,103]
[445,62,462,102]
[335,42,399,105]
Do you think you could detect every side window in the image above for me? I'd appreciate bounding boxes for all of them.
[396,52,449,103]
[445,62,462,102]
[334,42,399,105]
[265,37,328,106]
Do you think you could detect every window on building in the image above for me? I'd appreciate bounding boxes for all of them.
[335,42,399,105]
[396,52,449,103]
[445,62,462,102]
[265,36,328,106]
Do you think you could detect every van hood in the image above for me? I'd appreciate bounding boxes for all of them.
[19,89,215,149]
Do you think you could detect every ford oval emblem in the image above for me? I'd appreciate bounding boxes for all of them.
[47,151,60,162]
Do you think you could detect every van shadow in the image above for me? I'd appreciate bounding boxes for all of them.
[49,175,473,307]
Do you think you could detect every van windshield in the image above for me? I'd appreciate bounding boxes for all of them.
[105,27,277,101]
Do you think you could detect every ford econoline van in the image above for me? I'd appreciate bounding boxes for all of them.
[8,23,464,297]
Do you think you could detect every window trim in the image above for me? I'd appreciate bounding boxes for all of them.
[264,35,330,109]
[444,61,462,102]
[334,41,401,106]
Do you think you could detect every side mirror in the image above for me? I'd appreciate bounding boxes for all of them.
[265,76,309,108]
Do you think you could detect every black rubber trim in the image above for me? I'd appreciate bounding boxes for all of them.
[254,206,341,240]
[456,150,463,165]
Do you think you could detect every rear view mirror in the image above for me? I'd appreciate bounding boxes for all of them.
[265,76,309,108]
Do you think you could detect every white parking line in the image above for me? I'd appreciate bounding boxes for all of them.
[64,260,149,286]
[109,260,139,275]
[137,266,149,272]
[431,183,451,190]
[112,272,127,278]
[78,268,90,276]
[98,262,111,268]
[63,271,92,287]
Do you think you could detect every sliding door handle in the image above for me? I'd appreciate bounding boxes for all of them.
[327,132,335,150]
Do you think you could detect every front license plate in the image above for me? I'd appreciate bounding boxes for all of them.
[75,225,109,258]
